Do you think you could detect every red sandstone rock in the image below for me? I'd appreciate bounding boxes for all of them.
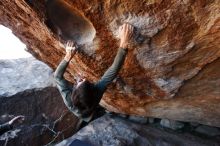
[0,0,219,127]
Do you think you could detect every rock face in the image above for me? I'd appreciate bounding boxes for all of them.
[46,0,96,45]
[0,57,79,146]
[56,115,220,146]
[0,0,219,127]
[0,57,55,97]
[0,87,79,146]
[160,119,184,130]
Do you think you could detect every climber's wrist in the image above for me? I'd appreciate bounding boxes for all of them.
[64,54,72,62]
[119,42,128,49]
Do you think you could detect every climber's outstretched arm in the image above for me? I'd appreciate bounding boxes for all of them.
[95,23,134,92]
[54,41,77,107]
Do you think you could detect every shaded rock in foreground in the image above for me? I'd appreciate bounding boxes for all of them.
[195,125,220,137]
[56,115,219,146]
[0,87,79,146]
[160,119,184,130]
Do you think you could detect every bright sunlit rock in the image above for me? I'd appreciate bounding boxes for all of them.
[0,25,31,59]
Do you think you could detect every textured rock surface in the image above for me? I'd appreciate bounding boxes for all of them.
[0,87,79,146]
[160,119,185,130]
[0,0,219,127]
[195,125,220,137]
[0,57,55,97]
[56,115,220,146]
[0,57,78,146]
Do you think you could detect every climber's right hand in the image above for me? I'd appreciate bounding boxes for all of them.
[119,23,134,49]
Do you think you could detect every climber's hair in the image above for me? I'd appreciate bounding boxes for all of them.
[71,80,96,116]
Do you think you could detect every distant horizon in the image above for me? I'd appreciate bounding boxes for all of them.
[0,25,31,59]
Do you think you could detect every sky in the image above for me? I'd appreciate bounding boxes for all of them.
[0,25,31,59]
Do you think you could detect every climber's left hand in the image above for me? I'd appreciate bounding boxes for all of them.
[64,40,77,62]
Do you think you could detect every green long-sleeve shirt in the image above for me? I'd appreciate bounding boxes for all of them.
[54,48,127,122]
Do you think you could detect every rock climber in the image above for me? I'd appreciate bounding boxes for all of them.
[0,115,25,135]
[54,23,134,126]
